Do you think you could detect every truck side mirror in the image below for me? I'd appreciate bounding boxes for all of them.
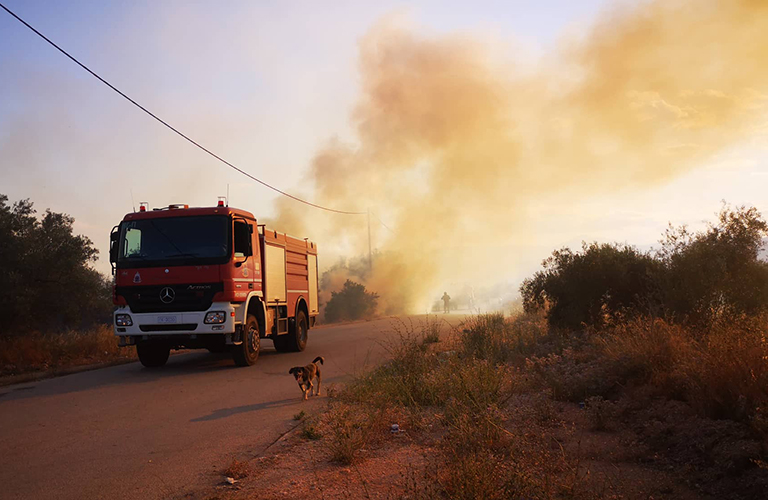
[109,225,119,275]
[109,226,119,263]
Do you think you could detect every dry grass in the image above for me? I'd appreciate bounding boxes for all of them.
[319,316,584,498]
[301,422,323,441]
[599,316,768,427]
[325,403,388,464]
[320,312,768,499]
[0,325,135,377]
[584,396,617,431]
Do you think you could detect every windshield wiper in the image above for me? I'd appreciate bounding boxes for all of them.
[124,254,149,261]
[166,252,200,258]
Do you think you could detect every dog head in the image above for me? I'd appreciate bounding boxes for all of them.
[288,367,304,380]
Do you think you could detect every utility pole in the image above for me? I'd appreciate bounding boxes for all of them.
[367,208,373,271]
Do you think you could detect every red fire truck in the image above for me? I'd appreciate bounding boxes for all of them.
[109,201,319,368]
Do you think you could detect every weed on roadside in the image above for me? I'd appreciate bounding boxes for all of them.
[421,316,442,345]
[325,403,387,465]
[0,325,135,376]
[301,423,323,441]
[222,458,249,479]
[585,396,617,431]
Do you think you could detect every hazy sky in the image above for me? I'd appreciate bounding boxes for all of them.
[1,0,767,284]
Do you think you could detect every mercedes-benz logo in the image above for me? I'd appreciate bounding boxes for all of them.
[159,287,175,304]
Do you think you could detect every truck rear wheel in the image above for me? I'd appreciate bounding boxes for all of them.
[137,342,170,368]
[233,315,260,366]
[274,310,308,352]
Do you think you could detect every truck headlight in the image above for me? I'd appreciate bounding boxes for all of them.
[204,311,226,324]
[115,314,133,326]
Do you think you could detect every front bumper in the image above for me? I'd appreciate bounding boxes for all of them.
[113,302,239,336]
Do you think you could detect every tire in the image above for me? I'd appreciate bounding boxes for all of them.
[274,310,308,352]
[233,315,260,366]
[137,342,170,368]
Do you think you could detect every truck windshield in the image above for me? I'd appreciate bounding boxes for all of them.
[117,215,230,268]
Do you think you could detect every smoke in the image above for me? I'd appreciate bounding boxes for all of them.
[270,0,768,314]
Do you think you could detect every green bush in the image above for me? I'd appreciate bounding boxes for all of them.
[521,243,661,330]
[0,194,112,335]
[658,206,768,327]
[521,205,768,331]
[324,279,379,323]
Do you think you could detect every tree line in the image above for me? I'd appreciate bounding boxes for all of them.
[0,194,112,335]
[521,205,768,330]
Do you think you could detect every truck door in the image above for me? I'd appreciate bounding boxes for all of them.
[233,219,256,293]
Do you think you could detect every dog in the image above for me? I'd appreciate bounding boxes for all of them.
[288,356,324,400]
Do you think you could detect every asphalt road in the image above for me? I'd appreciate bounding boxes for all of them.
[0,315,459,500]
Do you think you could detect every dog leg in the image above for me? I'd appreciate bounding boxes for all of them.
[316,376,321,396]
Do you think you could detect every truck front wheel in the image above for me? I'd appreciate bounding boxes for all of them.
[233,315,260,366]
[137,342,170,368]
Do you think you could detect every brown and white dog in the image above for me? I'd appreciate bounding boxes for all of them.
[288,356,324,400]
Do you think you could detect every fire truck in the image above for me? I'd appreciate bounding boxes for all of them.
[109,200,319,368]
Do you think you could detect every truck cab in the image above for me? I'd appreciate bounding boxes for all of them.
[109,202,319,367]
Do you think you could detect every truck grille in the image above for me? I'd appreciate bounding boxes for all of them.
[117,283,224,313]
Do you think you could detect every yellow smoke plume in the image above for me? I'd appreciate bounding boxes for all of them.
[271,0,768,314]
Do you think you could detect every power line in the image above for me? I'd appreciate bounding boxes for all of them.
[0,2,366,216]
[370,210,395,234]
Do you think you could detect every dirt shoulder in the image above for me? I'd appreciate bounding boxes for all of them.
[0,356,136,387]
[180,394,715,500]
[0,325,137,386]
[179,314,767,500]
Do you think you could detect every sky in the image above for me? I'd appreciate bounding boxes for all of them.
[1,0,767,304]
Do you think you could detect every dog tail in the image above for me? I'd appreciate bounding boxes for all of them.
[313,356,324,365]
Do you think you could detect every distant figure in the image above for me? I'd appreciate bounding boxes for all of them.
[441,292,451,313]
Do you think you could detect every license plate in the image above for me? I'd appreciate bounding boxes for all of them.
[157,316,178,324]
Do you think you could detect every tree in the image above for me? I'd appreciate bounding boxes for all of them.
[324,280,379,323]
[658,205,768,327]
[0,194,112,335]
[521,243,661,330]
[520,205,768,331]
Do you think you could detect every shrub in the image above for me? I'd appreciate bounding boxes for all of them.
[458,312,552,365]
[0,194,112,335]
[521,205,768,331]
[421,317,441,345]
[0,325,135,376]
[301,423,323,440]
[459,314,512,363]
[597,316,768,424]
[521,243,661,330]
[325,403,385,465]
[324,280,379,323]
[525,346,618,402]
[343,318,443,407]
[658,206,768,327]
[585,396,617,431]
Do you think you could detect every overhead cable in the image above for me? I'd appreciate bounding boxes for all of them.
[0,2,366,215]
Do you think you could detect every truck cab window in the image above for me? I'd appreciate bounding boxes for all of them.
[124,228,142,257]
[234,221,252,257]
